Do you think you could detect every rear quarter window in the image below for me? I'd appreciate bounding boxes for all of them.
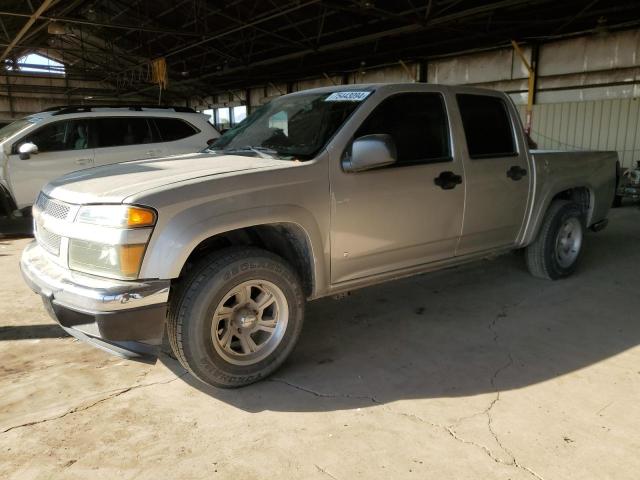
[153,118,200,142]
[457,94,517,159]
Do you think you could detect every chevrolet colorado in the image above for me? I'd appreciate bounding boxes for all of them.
[21,84,617,387]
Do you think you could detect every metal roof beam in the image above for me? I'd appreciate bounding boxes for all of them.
[0,0,57,64]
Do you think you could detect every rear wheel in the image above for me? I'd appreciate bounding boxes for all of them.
[167,247,305,388]
[525,200,584,280]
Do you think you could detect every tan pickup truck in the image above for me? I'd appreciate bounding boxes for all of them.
[21,84,617,387]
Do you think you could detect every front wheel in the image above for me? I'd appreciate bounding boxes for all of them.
[167,247,305,388]
[525,200,585,280]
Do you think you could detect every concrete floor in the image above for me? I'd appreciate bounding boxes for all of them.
[1,206,639,480]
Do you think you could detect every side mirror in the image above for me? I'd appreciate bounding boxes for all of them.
[342,134,397,173]
[18,142,38,160]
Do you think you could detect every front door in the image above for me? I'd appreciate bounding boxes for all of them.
[330,91,465,284]
[7,119,94,207]
[454,92,531,255]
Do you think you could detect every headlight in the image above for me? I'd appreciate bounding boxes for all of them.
[68,205,156,279]
[76,205,156,228]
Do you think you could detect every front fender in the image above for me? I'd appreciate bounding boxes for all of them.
[138,204,328,298]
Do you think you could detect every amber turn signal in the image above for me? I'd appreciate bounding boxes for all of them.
[127,206,156,228]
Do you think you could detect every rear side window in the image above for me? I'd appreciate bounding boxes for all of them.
[355,92,451,166]
[92,117,156,148]
[153,118,199,142]
[457,94,516,158]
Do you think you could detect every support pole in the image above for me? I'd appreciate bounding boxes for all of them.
[511,39,536,135]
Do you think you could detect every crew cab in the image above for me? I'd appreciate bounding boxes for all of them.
[20,84,617,388]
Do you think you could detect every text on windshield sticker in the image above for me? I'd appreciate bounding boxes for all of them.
[324,91,371,102]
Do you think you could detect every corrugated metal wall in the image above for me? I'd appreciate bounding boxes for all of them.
[518,98,640,168]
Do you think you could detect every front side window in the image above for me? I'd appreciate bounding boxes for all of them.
[457,94,516,158]
[212,90,371,160]
[154,118,199,141]
[354,92,451,166]
[20,119,90,152]
[0,118,34,144]
[92,117,156,148]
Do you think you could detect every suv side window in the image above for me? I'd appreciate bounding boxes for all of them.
[354,93,451,166]
[457,94,516,158]
[153,118,199,142]
[92,117,156,148]
[18,119,90,153]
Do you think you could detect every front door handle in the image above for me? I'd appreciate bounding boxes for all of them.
[146,150,161,156]
[75,158,93,165]
[434,171,463,190]
[507,165,527,181]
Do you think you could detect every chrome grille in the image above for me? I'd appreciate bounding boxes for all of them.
[35,224,61,255]
[35,193,70,220]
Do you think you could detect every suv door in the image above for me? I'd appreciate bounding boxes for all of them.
[454,93,530,255]
[7,119,94,207]
[91,117,166,166]
[330,92,465,284]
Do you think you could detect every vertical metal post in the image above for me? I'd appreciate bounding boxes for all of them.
[418,60,428,83]
[511,40,536,135]
[5,74,14,118]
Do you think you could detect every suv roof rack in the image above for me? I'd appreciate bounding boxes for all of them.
[42,105,197,115]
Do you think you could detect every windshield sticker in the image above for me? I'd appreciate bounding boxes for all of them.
[324,91,371,102]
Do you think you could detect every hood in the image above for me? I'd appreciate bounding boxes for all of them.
[44,152,291,204]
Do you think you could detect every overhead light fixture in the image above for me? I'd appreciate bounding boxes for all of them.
[47,22,66,35]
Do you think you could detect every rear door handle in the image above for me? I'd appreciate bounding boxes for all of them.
[507,165,527,181]
[146,150,161,156]
[75,158,93,165]
[434,171,463,190]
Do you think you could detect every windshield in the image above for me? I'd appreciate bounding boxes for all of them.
[0,118,35,144]
[210,90,372,160]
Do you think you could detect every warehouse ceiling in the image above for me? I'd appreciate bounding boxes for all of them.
[1,0,639,101]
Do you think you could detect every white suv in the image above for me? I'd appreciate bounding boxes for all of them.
[0,105,218,213]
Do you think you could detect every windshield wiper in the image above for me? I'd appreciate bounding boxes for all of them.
[222,146,278,159]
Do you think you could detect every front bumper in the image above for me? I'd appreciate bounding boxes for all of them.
[20,241,170,358]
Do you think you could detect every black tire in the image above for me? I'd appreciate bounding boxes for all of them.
[167,247,305,388]
[525,200,585,280]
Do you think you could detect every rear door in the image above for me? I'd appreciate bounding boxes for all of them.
[6,118,94,207]
[454,92,530,255]
[91,117,167,166]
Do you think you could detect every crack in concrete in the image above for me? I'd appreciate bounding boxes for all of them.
[444,306,544,480]
[271,302,545,479]
[396,409,544,480]
[1,373,187,434]
[314,463,339,479]
[269,378,381,404]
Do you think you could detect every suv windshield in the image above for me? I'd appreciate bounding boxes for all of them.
[0,118,35,143]
[210,90,372,160]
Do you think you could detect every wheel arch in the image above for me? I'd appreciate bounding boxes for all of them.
[140,205,327,299]
[522,184,594,246]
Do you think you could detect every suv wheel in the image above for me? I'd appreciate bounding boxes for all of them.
[525,200,585,280]
[167,247,305,388]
